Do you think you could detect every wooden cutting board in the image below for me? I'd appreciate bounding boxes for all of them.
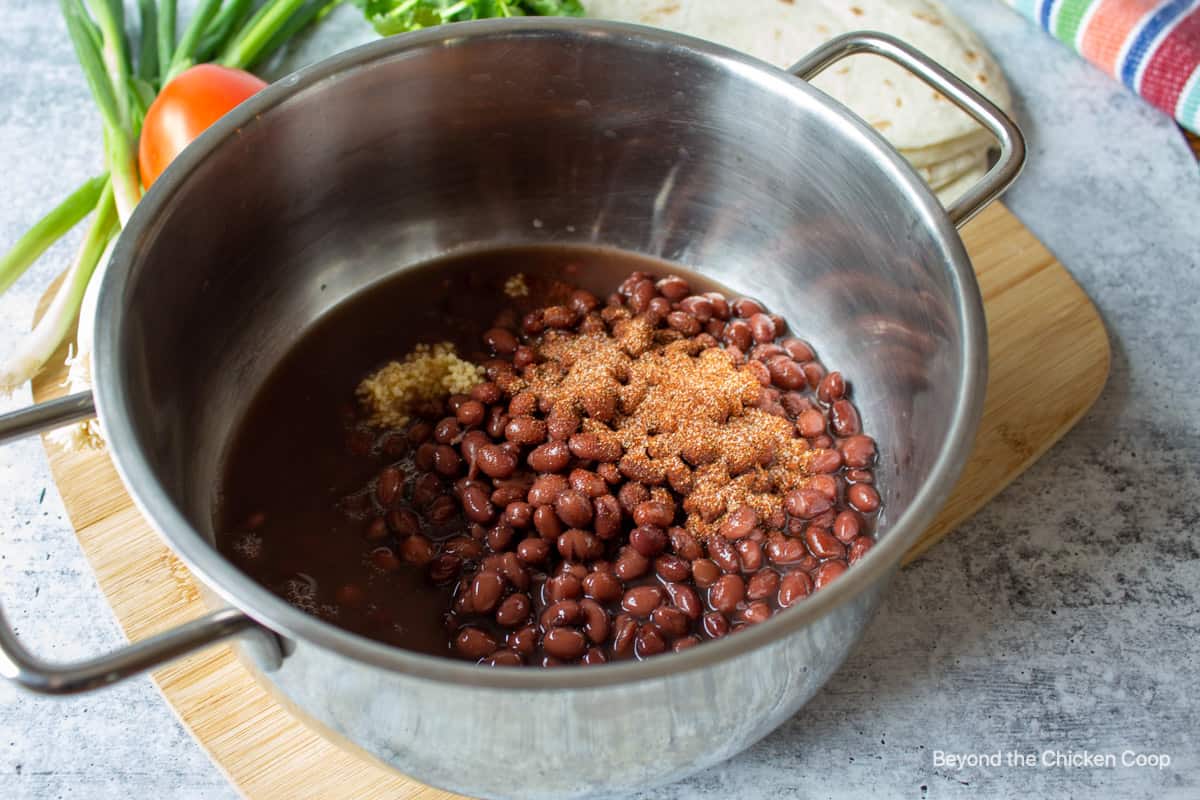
[29,202,1108,800]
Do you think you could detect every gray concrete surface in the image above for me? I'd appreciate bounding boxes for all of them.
[1,1,1197,798]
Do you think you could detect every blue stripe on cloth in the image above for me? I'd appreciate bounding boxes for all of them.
[1039,0,1059,30]
[1119,0,1194,89]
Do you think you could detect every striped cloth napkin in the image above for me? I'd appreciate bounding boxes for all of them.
[1007,0,1200,132]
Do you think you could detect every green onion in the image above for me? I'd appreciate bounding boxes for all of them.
[0,176,108,295]
[249,1,344,70]
[6,0,558,409]
[61,1,124,133]
[84,0,133,130]
[164,0,223,83]
[195,0,255,64]
[0,182,117,394]
[157,0,177,86]
[219,0,309,70]
[61,0,142,224]
[136,0,159,83]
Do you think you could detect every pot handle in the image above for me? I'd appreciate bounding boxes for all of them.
[0,392,280,694]
[790,32,1026,228]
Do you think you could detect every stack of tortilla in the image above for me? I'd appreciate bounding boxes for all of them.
[586,0,1011,205]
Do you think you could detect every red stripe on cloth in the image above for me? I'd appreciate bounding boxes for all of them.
[1082,0,1159,75]
[1140,8,1200,111]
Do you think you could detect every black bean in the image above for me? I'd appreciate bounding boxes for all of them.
[462,485,495,523]
[504,501,533,528]
[621,585,663,618]
[456,400,486,427]
[582,570,623,603]
[557,529,601,561]
[528,440,571,473]
[634,624,667,658]
[455,628,496,659]
[719,506,758,539]
[433,444,462,477]
[483,327,518,355]
[434,417,461,444]
[506,415,547,446]
[629,525,667,557]
[555,490,594,528]
[470,382,503,405]
[656,276,690,300]
[633,500,673,528]
[543,627,587,660]
[477,444,517,479]
[533,504,564,539]
[517,537,551,564]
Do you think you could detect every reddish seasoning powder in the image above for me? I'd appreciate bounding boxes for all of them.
[518,309,818,538]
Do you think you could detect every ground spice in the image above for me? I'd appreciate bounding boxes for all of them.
[357,342,484,429]
[523,315,817,537]
[503,273,529,298]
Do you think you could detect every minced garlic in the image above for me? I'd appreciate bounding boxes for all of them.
[503,273,529,298]
[356,342,484,429]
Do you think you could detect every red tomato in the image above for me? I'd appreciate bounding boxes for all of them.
[138,64,267,188]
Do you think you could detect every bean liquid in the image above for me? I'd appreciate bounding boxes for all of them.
[218,247,730,655]
[216,246,879,663]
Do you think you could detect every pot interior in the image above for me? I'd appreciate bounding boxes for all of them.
[103,23,976,645]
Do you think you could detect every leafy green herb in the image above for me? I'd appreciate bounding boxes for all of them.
[355,0,583,37]
[519,0,583,17]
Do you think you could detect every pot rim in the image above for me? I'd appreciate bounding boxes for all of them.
[95,18,987,690]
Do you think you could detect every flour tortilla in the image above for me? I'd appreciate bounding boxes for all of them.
[585,0,838,71]
[898,128,995,167]
[809,0,1011,149]
[933,162,987,205]
[585,0,1011,151]
[916,147,986,188]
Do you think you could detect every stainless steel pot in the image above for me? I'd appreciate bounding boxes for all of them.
[0,21,1022,799]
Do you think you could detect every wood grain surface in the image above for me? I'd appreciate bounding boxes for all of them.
[30,202,1109,800]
